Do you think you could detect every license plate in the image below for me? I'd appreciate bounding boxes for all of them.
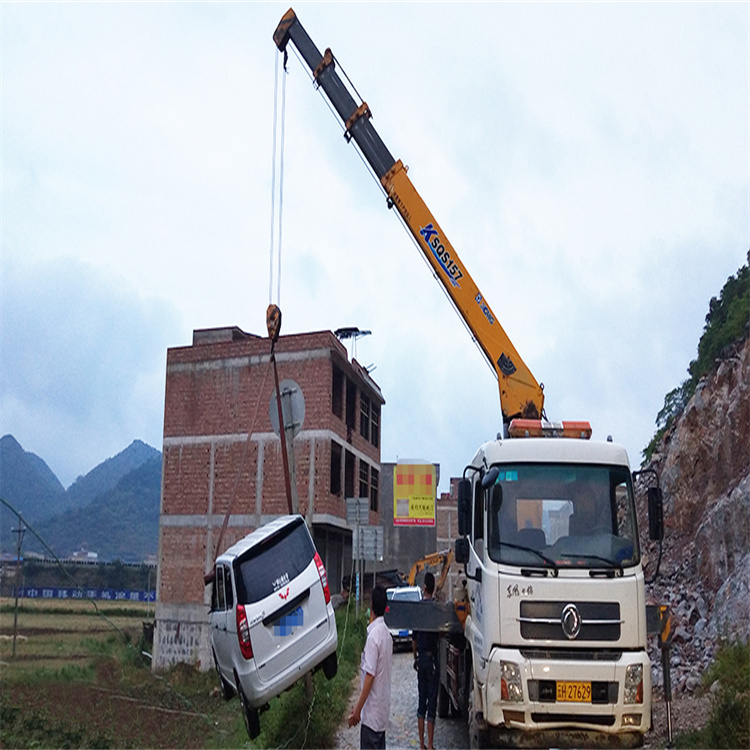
[274,606,303,637]
[556,681,591,702]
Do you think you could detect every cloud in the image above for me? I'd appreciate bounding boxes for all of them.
[0,256,182,486]
[1,2,747,492]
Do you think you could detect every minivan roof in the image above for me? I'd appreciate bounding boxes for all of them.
[216,515,303,563]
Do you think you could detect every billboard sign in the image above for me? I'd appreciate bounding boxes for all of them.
[394,462,435,526]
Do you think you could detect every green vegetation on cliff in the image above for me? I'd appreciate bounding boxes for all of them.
[643,250,749,463]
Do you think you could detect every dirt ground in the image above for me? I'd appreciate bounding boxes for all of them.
[646,691,711,747]
[0,660,223,749]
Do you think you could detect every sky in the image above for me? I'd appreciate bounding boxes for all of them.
[1,1,748,493]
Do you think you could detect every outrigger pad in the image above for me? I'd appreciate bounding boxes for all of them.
[384,600,463,635]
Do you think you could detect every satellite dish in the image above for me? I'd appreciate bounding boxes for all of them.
[269,379,305,438]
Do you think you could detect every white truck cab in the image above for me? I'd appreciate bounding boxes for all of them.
[454,427,654,748]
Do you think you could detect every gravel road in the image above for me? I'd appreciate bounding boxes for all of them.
[335,649,469,749]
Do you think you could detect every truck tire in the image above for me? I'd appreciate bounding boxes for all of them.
[468,680,489,750]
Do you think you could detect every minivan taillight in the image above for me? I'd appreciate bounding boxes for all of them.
[236,604,254,660]
[314,552,331,605]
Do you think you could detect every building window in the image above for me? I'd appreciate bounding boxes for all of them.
[359,461,369,499]
[345,379,357,431]
[332,367,343,419]
[370,403,380,448]
[330,441,342,495]
[360,394,370,440]
[370,468,379,512]
[345,450,355,498]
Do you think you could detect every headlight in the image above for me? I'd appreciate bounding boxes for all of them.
[500,661,523,703]
[624,664,643,704]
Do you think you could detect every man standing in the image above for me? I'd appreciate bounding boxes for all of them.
[348,585,392,748]
[412,572,439,750]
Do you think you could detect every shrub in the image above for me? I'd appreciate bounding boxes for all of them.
[702,641,750,749]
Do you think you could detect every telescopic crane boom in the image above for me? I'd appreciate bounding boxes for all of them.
[274,9,545,425]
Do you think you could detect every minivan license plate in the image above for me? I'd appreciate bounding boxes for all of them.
[556,681,591,702]
[274,606,304,637]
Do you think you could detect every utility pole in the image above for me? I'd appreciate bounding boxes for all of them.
[11,517,26,659]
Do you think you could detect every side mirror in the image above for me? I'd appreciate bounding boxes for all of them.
[455,537,469,564]
[457,479,472,537]
[647,486,664,541]
[482,466,500,489]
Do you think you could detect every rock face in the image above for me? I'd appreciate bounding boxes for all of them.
[640,335,750,694]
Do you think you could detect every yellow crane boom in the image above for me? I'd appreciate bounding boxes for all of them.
[274,8,545,425]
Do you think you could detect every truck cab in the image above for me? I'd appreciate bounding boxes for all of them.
[455,430,651,748]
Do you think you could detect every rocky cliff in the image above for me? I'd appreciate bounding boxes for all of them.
[639,334,750,694]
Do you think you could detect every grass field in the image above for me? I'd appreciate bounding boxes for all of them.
[1,598,149,674]
[0,596,365,748]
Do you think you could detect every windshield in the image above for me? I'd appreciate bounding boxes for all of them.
[387,588,422,601]
[486,463,639,568]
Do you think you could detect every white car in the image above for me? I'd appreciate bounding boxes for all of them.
[386,585,423,649]
[209,515,338,739]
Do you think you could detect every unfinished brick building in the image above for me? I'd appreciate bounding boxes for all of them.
[152,326,383,670]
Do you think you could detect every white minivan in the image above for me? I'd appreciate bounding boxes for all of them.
[209,515,338,739]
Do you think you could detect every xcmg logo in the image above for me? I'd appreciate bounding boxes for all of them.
[419,224,464,288]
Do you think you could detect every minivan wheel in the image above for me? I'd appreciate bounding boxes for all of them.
[236,679,260,740]
[213,649,234,701]
[322,651,338,680]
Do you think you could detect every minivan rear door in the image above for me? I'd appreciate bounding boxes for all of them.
[233,518,333,683]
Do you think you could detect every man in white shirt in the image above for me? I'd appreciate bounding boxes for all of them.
[347,585,392,748]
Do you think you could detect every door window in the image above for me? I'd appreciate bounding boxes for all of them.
[212,566,226,611]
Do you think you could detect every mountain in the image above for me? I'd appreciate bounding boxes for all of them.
[637,259,749,696]
[1,435,66,553]
[0,434,65,523]
[27,455,162,562]
[0,436,161,559]
[62,439,160,514]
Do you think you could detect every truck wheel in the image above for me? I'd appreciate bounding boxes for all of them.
[468,681,489,750]
[437,681,450,718]
[236,678,261,740]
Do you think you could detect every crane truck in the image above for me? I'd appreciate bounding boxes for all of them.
[274,10,666,748]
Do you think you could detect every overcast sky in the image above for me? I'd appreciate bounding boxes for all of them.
[2,2,747,493]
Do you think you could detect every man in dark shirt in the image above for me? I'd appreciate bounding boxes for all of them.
[412,572,439,750]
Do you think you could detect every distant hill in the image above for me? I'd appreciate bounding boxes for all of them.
[63,439,160,515]
[27,455,162,562]
[0,436,161,560]
[0,435,65,523]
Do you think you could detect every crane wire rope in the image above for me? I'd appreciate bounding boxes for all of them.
[278,42,364,678]
[287,45,501,385]
[269,47,288,307]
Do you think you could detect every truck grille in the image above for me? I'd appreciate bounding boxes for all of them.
[519,601,621,641]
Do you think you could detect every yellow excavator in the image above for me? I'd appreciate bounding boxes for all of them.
[404,549,454,597]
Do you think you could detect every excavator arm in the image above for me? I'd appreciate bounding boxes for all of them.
[406,549,454,596]
[274,9,544,424]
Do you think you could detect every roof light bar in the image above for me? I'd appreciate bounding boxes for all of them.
[508,419,592,440]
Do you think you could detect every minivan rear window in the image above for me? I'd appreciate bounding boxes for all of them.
[234,518,316,605]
